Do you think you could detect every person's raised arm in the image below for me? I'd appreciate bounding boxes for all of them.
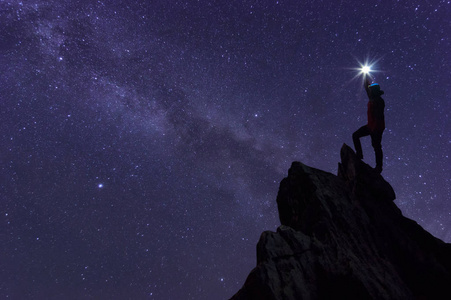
[364,74,371,97]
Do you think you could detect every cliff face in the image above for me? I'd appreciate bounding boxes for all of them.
[231,144,451,300]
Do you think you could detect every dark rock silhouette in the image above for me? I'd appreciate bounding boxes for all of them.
[231,144,451,300]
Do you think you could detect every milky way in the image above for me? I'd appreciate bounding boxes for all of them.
[1,1,450,299]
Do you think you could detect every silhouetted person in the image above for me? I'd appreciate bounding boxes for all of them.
[353,74,385,173]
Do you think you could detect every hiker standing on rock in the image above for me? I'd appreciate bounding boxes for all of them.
[353,74,386,173]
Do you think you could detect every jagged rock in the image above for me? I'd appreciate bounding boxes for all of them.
[231,144,451,300]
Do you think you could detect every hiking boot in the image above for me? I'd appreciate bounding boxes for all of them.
[374,165,382,174]
[356,152,363,160]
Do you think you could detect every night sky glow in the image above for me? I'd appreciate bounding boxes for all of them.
[1,1,450,299]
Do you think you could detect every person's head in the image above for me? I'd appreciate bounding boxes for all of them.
[368,83,384,97]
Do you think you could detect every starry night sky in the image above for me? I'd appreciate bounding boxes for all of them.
[1,0,450,299]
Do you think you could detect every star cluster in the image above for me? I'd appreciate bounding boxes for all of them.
[1,1,449,299]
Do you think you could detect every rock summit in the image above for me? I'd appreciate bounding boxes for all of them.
[231,144,451,300]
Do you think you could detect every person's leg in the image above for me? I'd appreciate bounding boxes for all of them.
[371,131,383,173]
[352,125,370,159]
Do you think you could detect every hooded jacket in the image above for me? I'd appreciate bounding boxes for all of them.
[365,83,385,132]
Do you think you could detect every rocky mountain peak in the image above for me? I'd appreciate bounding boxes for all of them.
[231,144,451,299]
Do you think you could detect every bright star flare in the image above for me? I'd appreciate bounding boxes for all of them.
[348,55,383,82]
[361,65,371,74]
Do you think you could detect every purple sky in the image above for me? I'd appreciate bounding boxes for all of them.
[2,1,449,299]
